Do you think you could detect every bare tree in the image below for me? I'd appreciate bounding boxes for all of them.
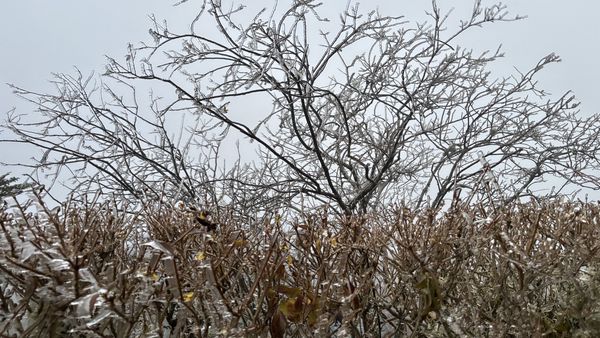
[4,0,600,215]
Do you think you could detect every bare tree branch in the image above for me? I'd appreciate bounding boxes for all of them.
[3,0,600,215]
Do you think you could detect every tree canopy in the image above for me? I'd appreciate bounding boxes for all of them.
[4,0,600,216]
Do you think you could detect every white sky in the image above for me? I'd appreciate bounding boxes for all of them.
[1,0,599,199]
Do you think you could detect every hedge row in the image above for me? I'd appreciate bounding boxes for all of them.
[1,197,599,337]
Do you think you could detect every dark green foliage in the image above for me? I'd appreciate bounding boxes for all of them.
[0,173,31,199]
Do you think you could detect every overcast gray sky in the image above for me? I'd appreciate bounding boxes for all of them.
[1,0,599,198]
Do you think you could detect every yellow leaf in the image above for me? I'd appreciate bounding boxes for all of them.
[233,239,247,247]
[267,288,278,300]
[279,296,304,323]
[330,237,338,248]
[267,288,279,310]
[287,255,293,266]
[195,251,205,261]
[276,285,302,298]
[183,291,194,302]
[307,307,320,327]
[150,273,159,281]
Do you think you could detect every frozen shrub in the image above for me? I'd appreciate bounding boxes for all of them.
[1,195,599,337]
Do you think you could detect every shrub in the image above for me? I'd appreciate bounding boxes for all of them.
[1,195,599,337]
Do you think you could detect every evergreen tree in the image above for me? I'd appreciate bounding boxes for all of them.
[0,173,31,199]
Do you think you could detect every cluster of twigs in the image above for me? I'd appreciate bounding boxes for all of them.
[1,192,599,337]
